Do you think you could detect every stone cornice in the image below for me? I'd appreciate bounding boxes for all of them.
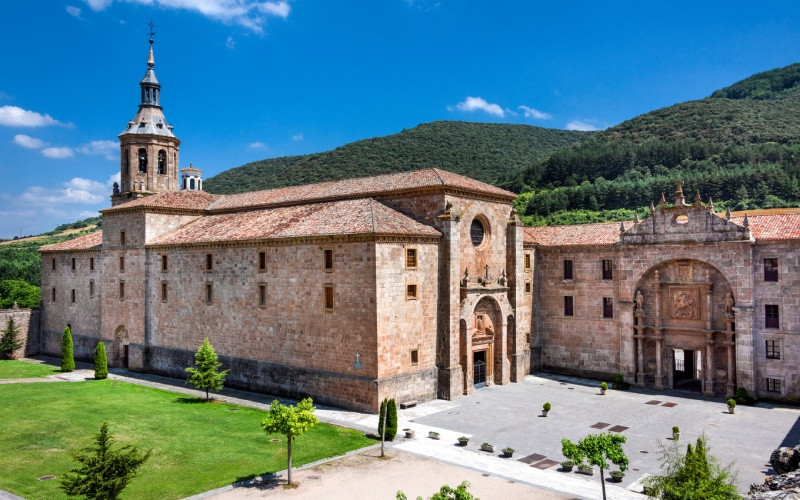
[145,232,440,251]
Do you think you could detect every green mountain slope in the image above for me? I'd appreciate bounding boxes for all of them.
[519,62,800,222]
[203,121,591,194]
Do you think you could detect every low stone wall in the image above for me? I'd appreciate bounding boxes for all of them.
[39,329,99,363]
[0,308,40,358]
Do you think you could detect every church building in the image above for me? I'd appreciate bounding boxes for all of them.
[39,39,799,410]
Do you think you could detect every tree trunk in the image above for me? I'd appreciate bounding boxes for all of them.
[287,435,293,485]
[600,466,606,500]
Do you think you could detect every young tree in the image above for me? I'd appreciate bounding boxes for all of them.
[261,398,319,486]
[185,337,229,401]
[0,316,23,358]
[61,326,75,372]
[397,481,475,500]
[94,342,108,380]
[60,422,150,500]
[561,432,628,500]
[645,435,738,500]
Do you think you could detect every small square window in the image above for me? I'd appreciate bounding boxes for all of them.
[765,304,779,329]
[563,260,573,280]
[764,258,778,282]
[766,340,780,359]
[324,249,334,271]
[161,255,168,272]
[258,284,267,307]
[524,280,532,295]
[119,255,125,272]
[324,284,334,311]
[71,258,76,271]
[406,248,418,269]
[71,289,76,303]
[205,254,213,272]
[602,260,613,280]
[258,251,267,271]
[161,282,168,302]
[120,231,126,246]
[205,283,213,304]
[603,297,614,318]
[524,253,531,272]
[406,283,418,300]
[410,349,419,366]
[89,257,94,271]
[564,296,573,316]
[89,280,95,298]
[119,282,125,301]
[767,378,782,393]
[52,259,56,271]
[51,287,56,302]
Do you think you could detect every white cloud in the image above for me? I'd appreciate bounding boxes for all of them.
[248,141,267,149]
[454,96,505,118]
[42,147,75,159]
[226,35,236,49]
[519,105,552,120]
[291,133,303,141]
[21,177,108,205]
[566,120,600,131]
[0,105,65,127]
[76,140,118,160]
[66,5,83,18]
[85,0,291,32]
[13,134,46,149]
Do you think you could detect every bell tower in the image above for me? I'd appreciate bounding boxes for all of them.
[112,28,180,206]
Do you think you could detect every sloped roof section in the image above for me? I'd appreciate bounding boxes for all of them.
[524,222,631,247]
[209,168,516,212]
[732,213,800,240]
[149,198,440,246]
[40,231,103,252]
[102,191,222,213]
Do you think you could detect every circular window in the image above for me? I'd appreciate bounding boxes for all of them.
[470,219,486,247]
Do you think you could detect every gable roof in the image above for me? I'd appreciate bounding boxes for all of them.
[732,213,800,240]
[40,231,103,253]
[101,190,222,214]
[148,198,440,246]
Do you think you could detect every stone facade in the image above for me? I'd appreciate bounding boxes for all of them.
[0,308,40,358]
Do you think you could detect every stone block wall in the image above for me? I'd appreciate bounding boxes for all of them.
[0,308,40,358]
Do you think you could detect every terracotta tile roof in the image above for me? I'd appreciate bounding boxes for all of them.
[149,198,440,246]
[524,222,630,247]
[101,191,221,213]
[40,231,103,252]
[209,168,515,212]
[731,213,800,241]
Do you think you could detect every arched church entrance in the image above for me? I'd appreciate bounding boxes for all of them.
[112,325,129,369]
[632,259,737,397]
[470,296,502,389]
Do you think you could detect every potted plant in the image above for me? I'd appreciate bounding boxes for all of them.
[502,447,514,458]
[404,428,415,438]
[457,436,470,446]
[576,463,593,475]
[560,460,574,472]
[428,431,440,440]
[600,382,608,395]
[672,425,680,441]
[480,442,494,452]
[727,398,736,414]
[610,470,625,482]
[542,402,552,417]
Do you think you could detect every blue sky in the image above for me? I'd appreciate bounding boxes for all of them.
[0,1,798,238]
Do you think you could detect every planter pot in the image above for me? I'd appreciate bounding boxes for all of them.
[405,430,415,438]
[541,410,549,417]
[673,433,679,441]
[600,389,607,395]
[502,450,514,458]
[457,439,469,446]
[728,406,735,414]
[577,466,593,476]
[428,432,440,440]
[560,464,574,472]
[480,444,494,453]
[610,473,624,483]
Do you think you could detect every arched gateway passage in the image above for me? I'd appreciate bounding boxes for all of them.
[112,325,129,368]
[460,295,512,394]
[632,259,737,397]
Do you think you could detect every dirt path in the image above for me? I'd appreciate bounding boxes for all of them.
[208,449,572,500]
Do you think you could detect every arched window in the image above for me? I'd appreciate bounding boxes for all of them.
[157,150,166,175]
[138,148,147,173]
[189,178,195,190]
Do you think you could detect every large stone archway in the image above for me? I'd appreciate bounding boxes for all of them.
[632,259,737,397]
[459,293,513,395]
[112,325,129,368]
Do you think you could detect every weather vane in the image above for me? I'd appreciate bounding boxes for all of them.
[146,19,157,39]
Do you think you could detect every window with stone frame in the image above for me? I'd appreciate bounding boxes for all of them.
[525,280,532,295]
[89,280,94,298]
[51,287,56,302]
[410,349,419,366]
[766,340,780,360]
[406,283,418,300]
[71,289,76,303]
[765,304,779,329]
[258,251,267,271]
[563,259,573,280]
[119,255,125,272]
[51,258,56,271]
[324,284,335,311]
[767,377,782,393]
[603,297,614,318]
[324,249,334,271]
[161,282,168,302]
[564,295,574,316]
[205,283,213,304]
[119,281,125,300]
[120,231,126,246]
[205,253,213,272]
[161,254,168,272]
[524,253,532,272]
[90,257,94,271]
[764,258,778,282]
[157,150,166,175]
[138,148,147,173]
[406,248,418,269]
[258,283,267,308]
[602,259,613,280]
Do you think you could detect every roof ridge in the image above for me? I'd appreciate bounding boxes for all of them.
[369,198,377,233]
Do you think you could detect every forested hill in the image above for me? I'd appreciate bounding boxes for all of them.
[517,62,800,224]
[203,121,591,194]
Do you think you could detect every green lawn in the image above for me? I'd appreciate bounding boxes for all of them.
[0,380,373,499]
[0,359,60,379]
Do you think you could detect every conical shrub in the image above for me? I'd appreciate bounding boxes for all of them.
[61,326,75,372]
[94,342,108,379]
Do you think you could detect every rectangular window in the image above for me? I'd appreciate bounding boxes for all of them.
[324,284,334,311]
[120,231,126,246]
[51,287,56,302]
[525,280,532,295]
[764,258,778,282]
[89,280,94,298]
[161,255,168,272]
[766,340,780,360]
[258,251,267,271]
[161,282,168,302]
[258,284,267,307]
[205,283,213,304]
[324,249,334,271]
[406,283,418,300]
[71,257,76,271]
[119,281,125,300]
[767,378,782,393]
[119,255,125,272]
[71,289,76,303]
[563,260,573,280]
[410,349,419,366]
[564,296,573,316]
[52,258,56,271]
[89,257,94,271]
[603,297,614,318]
[406,248,418,269]
[602,260,613,280]
[205,254,213,272]
[524,253,532,272]
[765,304,779,329]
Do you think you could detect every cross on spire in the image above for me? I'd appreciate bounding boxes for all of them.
[146,19,157,39]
